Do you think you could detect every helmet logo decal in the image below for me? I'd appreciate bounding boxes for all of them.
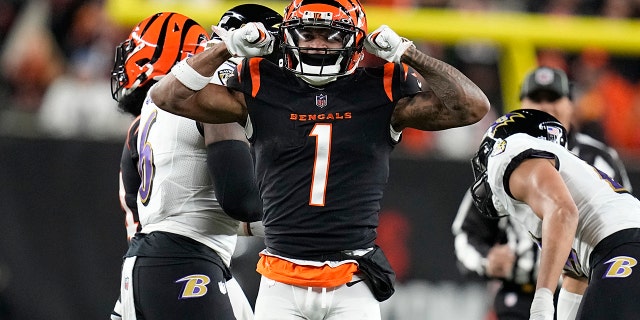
[316,93,328,108]
[488,112,525,137]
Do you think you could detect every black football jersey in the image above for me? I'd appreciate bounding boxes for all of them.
[228,58,421,258]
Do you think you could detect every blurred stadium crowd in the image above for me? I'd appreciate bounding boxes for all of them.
[1,0,640,162]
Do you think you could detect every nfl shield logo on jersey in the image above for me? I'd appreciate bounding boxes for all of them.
[316,94,327,108]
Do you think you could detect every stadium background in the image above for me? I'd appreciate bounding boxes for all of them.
[1,0,640,319]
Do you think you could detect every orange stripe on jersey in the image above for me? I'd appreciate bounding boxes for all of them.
[236,60,243,83]
[401,63,409,80]
[249,58,262,98]
[256,254,359,287]
[383,63,394,101]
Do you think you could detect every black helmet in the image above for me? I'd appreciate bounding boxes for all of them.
[213,4,283,63]
[470,109,567,218]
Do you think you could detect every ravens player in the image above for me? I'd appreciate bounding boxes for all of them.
[470,108,640,320]
[452,66,633,320]
[109,6,282,319]
[150,0,490,318]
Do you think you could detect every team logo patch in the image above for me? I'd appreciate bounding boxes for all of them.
[603,256,637,278]
[316,94,327,108]
[124,276,130,290]
[490,139,507,157]
[534,68,555,85]
[176,274,210,299]
[217,69,234,85]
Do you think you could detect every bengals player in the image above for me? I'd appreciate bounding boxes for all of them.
[151,0,490,319]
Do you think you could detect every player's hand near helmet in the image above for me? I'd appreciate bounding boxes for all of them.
[364,25,414,63]
[529,288,555,320]
[212,22,274,57]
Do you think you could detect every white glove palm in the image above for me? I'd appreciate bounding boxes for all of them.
[530,288,555,320]
[364,25,414,63]
[212,22,274,58]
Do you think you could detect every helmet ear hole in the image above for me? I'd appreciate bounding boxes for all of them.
[135,58,151,67]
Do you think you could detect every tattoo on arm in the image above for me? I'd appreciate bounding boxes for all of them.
[399,46,489,130]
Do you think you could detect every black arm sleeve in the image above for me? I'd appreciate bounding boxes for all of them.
[120,119,142,236]
[120,143,140,215]
[207,140,263,222]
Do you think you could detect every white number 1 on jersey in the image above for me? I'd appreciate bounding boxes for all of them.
[309,123,332,206]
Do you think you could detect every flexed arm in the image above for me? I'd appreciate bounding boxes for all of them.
[150,43,243,124]
[364,25,490,131]
[151,22,274,124]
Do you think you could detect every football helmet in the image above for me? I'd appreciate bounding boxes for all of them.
[470,109,567,218]
[111,12,209,101]
[212,4,283,64]
[281,0,367,85]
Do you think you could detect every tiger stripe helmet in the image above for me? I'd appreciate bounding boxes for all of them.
[111,12,209,101]
[281,0,367,85]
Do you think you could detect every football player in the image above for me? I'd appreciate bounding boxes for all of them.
[150,0,490,319]
[470,108,640,320]
[452,66,632,320]
[109,6,282,319]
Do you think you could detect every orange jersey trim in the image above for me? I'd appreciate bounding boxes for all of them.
[249,58,262,98]
[401,63,409,80]
[383,63,394,101]
[256,254,359,287]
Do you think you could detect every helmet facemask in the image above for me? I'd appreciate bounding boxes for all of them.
[111,38,154,102]
[470,137,505,219]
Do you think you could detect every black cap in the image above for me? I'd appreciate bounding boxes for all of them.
[519,66,571,101]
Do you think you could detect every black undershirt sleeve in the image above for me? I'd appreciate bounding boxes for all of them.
[207,140,263,222]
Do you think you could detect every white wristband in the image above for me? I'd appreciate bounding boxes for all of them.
[556,288,583,320]
[530,288,555,320]
[171,59,212,91]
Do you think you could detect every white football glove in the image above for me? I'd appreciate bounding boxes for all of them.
[212,22,274,58]
[364,25,414,63]
[530,288,555,320]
